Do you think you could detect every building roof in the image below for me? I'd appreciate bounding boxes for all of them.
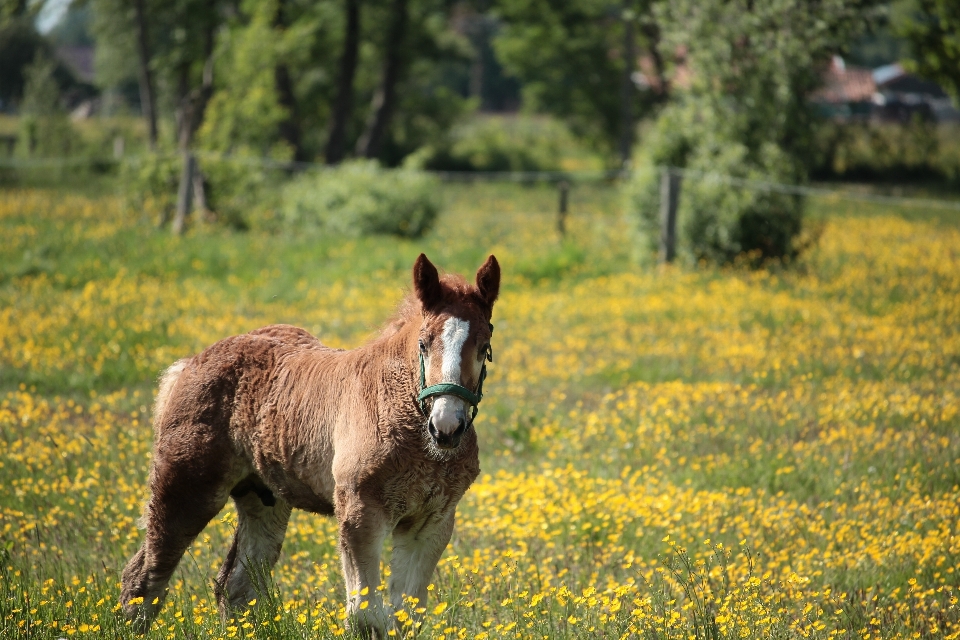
[812,56,875,104]
[54,45,95,84]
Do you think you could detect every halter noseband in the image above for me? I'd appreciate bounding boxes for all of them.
[417,323,492,421]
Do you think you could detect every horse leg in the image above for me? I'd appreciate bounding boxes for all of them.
[388,510,455,622]
[336,490,391,639]
[120,449,233,633]
[214,485,291,619]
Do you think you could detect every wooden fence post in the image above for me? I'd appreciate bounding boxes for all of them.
[658,167,681,263]
[173,152,196,236]
[557,180,569,237]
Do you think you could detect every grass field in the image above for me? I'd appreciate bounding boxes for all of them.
[1,182,959,639]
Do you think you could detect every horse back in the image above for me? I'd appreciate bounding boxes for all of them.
[152,326,334,501]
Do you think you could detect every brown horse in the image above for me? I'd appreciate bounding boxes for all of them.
[120,254,500,637]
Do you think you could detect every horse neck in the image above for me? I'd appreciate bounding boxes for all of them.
[356,316,420,397]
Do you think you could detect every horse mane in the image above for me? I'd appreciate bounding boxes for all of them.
[378,274,481,339]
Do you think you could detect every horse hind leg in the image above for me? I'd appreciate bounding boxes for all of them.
[215,479,292,619]
[120,436,235,632]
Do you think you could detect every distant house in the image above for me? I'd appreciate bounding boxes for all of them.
[810,56,876,120]
[54,45,99,117]
[54,46,95,84]
[811,56,960,123]
[872,63,959,123]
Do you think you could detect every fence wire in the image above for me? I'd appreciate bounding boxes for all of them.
[2,152,960,213]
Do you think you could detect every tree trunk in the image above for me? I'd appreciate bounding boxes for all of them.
[174,24,215,151]
[325,0,361,164]
[274,0,305,162]
[355,0,408,159]
[132,0,158,149]
[619,0,637,167]
[173,25,215,234]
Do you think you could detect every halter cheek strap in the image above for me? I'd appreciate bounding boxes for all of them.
[417,323,492,420]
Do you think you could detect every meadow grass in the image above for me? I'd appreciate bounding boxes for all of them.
[1,182,959,639]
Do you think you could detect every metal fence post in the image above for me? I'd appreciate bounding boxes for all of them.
[659,167,680,263]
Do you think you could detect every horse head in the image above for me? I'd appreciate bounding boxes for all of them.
[412,253,500,450]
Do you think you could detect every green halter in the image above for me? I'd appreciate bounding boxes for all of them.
[417,323,492,421]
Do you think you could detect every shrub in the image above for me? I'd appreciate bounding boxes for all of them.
[678,143,807,265]
[197,153,283,231]
[282,161,440,238]
[624,0,867,267]
[624,104,809,266]
[405,116,583,172]
[811,120,960,182]
[622,107,695,260]
[119,150,282,229]
[119,152,181,221]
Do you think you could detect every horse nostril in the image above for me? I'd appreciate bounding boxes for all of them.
[428,417,439,439]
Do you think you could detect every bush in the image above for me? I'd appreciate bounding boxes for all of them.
[197,153,283,231]
[624,104,809,266]
[282,160,440,238]
[405,115,584,172]
[811,120,960,182]
[119,150,282,229]
[622,107,695,261]
[678,142,806,265]
[119,152,181,221]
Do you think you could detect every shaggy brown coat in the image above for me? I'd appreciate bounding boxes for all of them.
[120,254,500,638]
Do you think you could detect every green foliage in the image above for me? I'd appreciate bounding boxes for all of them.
[16,52,80,160]
[118,152,181,220]
[0,18,48,105]
[623,107,696,258]
[281,160,440,238]
[195,0,331,158]
[811,120,960,181]
[678,143,805,265]
[894,0,960,106]
[377,9,477,165]
[198,152,285,230]
[119,150,282,229]
[406,115,580,172]
[493,0,650,155]
[626,0,871,265]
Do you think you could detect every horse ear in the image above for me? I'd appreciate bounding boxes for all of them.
[475,255,500,308]
[413,253,443,309]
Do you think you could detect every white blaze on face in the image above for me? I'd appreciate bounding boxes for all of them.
[431,317,470,435]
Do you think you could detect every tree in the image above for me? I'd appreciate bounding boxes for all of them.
[16,51,79,159]
[325,0,361,164]
[274,0,306,161]
[492,0,663,161]
[89,0,225,151]
[0,11,85,110]
[625,0,874,264]
[0,18,49,107]
[132,0,158,148]
[894,0,960,106]
[355,0,409,158]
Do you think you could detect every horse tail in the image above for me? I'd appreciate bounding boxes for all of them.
[139,358,189,529]
[153,358,189,431]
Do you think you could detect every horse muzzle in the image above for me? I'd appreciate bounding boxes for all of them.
[428,415,468,449]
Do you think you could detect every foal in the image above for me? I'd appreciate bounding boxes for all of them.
[121,254,500,637]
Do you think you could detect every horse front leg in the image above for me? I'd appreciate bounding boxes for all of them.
[389,510,455,627]
[336,490,391,639]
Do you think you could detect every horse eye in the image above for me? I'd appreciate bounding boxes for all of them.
[419,339,427,353]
